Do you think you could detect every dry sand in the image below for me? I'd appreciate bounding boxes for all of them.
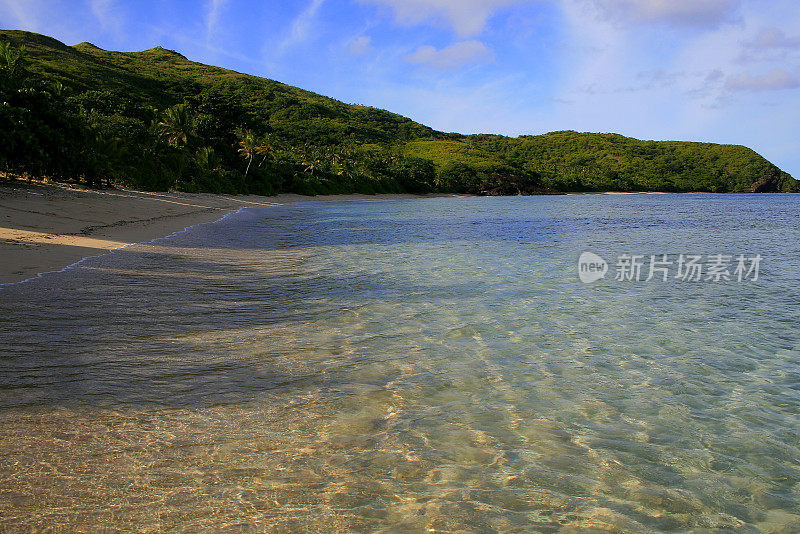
[0,182,425,285]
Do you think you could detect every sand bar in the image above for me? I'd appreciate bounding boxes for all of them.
[0,182,426,284]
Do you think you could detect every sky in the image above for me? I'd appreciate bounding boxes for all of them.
[1,0,799,177]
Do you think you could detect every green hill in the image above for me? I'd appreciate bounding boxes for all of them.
[1,29,796,195]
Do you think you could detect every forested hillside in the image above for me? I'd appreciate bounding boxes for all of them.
[1,29,796,195]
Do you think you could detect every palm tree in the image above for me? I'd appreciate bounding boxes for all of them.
[195,146,221,175]
[256,133,277,169]
[0,41,25,83]
[335,147,358,182]
[300,144,321,176]
[236,128,260,182]
[158,103,193,148]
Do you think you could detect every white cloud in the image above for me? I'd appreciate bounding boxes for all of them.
[205,0,229,40]
[592,0,740,28]
[279,0,325,53]
[405,40,494,70]
[89,0,122,33]
[348,36,373,55]
[0,0,43,29]
[359,0,528,36]
[726,69,800,91]
[354,72,540,136]
[737,26,800,63]
[746,27,800,50]
[544,0,755,143]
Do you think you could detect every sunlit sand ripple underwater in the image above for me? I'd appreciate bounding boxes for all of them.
[1,195,799,532]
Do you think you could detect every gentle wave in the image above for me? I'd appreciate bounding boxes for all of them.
[1,195,799,532]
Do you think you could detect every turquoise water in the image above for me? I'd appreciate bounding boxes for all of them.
[1,194,799,532]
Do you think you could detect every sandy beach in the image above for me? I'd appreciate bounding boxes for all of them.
[0,182,424,285]
[0,183,682,285]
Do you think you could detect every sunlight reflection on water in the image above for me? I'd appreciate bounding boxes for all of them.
[1,195,799,532]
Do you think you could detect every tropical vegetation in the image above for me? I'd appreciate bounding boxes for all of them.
[1,30,796,195]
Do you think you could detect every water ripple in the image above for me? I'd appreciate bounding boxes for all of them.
[1,195,799,532]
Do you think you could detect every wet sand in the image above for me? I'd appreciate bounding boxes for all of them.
[0,182,428,284]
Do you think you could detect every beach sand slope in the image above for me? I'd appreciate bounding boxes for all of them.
[0,183,423,284]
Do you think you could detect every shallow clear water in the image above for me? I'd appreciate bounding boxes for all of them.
[1,194,799,532]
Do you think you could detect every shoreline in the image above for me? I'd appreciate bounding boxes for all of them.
[0,182,432,285]
[2,182,790,285]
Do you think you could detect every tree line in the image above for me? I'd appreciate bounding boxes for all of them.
[0,42,471,195]
[4,34,793,195]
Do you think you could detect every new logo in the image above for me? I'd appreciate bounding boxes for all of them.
[578,252,608,283]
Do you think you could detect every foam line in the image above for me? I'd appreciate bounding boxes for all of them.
[0,205,254,289]
[1,195,423,289]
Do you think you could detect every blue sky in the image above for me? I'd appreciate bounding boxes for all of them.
[2,0,799,177]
